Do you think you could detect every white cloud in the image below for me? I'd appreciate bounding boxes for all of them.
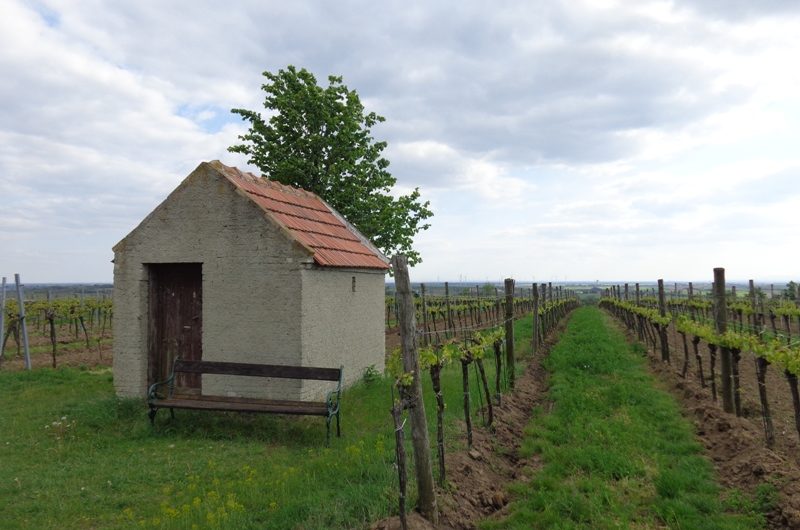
[2,0,800,282]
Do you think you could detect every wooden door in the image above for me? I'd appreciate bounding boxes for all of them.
[148,263,202,392]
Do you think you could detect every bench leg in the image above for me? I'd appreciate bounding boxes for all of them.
[325,416,331,446]
[148,406,157,425]
[336,411,341,438]
[170,408,175,420]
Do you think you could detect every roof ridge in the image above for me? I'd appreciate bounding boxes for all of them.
[209,160,388,270]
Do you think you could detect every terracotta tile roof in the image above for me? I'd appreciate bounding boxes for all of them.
[211,161,389,270]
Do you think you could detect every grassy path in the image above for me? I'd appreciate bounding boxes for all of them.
[485,306,768,529]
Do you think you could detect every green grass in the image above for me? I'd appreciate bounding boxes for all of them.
[0,318,533,529]
[483,306,768,530]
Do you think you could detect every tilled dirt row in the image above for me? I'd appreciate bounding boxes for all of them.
[372,317,569,530]
[619,315,800,529]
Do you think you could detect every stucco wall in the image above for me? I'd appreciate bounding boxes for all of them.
[113,163,308,399]
[299,267,386,400]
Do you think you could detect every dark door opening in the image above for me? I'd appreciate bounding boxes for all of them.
[147,263,202,392]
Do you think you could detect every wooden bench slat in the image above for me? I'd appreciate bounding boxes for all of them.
[173,360,341,381]
[147,359,343,443]
[153,397,328,416]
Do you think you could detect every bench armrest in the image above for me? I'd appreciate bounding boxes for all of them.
[147,373,176,401]
[325,389,340,415]
[147,357,182,401]
[325,366,344,416]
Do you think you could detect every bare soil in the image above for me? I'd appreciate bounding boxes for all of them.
[373,316,567,530]
[1,339,111,371]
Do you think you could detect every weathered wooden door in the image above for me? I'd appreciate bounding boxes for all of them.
[148,263,202,392]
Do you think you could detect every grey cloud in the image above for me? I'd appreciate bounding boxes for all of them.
[24,1,754,177]
[675,0,800,20]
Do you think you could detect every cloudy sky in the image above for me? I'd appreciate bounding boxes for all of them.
[2,0,799,284]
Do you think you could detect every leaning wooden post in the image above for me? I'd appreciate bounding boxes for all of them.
[504,278,515,389]
[657,279,670,363]
[14,274,32,370]
[531,283,540,355]
[713,268,734,414]
[391,255,438,523]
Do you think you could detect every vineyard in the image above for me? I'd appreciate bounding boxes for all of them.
[5,271,800,528]
[1,294,113,369]
[600,270,800,526]
[382,264,579,528]
[0,270,585,530]
[600,273,800,448]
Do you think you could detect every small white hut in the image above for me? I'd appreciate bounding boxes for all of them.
[112,160,388,401]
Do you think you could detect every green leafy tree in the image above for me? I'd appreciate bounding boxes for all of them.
[480,282,496,297]
[229,65,433,265]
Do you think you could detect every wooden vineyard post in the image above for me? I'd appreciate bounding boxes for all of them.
[713,268,734,414]
[461,354,473,447]
[494,288,500,327]
[14,274,31,370]
[493,339,502,404]
[390,255,438,524]
[634,283,643,341]
[504,278,515,389]
[540,283,547,339]
[532,283,539,355]
[0,277,5,364]
[420,283,430,346]
[751,279,775,447]
[657,279,670,363]
[445,282,453,339]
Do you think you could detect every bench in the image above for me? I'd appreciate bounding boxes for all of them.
[147,358,343,443]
